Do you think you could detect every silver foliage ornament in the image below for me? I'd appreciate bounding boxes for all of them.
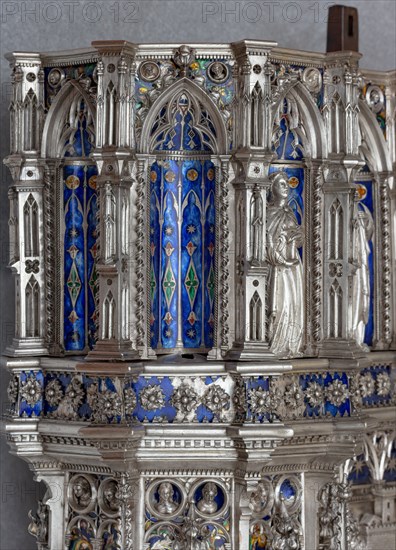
[20,375,42,405]
[375,372,391,397]
[305,381,324,408]
[171,383,199,417]
[324,380,349,407]
[140,384,165,411]
[248,388,272,416]
[45,379,63,407]
[203,385,230,417]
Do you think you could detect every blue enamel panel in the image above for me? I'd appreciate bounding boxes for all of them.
[348,455,372,485]
[150,159,216,351]
[150,163,161,349]
[63,164,98,351]
[273,99,304,161]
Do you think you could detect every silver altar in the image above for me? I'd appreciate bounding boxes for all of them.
[2,33,396,550]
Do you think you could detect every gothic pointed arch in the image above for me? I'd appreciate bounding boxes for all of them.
[139,78,228,155]
[358,100,393,174]
[272,81,327,160]
[41,80,96,158]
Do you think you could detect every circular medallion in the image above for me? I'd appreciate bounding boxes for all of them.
[68,473,97,514]
[145,479,187,520]
[65,175,80,190]
[150,170,158,183]
[207,167,215,181]
[191,479,229,520]
[26,72,36,82]
[48,68,65,88]
[98,478,120,518]
[187,169,198,181]
[207,61,229,84]
[355,184,367,200]
[139,61,160,82]
[88,175,97,190]
[302,67,322,93]
[107,63,116,73]
[165,170,176,183]
[253,64,262,75]
[288,176,299,188]
[274,475,302,516]
[366,85,384,114]
[249,479,274,517]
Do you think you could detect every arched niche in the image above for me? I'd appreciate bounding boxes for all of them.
[357,102,394,348]
[140,80,228,354]
[269,81,326,355]
[41,81,98,353]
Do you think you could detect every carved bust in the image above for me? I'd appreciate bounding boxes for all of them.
[156,482,178,514]
[102,480,120,512]
[71,477,92,510]
[197,482,218,514]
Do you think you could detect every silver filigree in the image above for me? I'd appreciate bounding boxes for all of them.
[324,380,349,407]
[20,375,42,405]
[140,384,165,411]
[232,378,246,419]
[349,374,363,410]
[124,387,137,415]
[45,379,63,407]
[7,376,19,404]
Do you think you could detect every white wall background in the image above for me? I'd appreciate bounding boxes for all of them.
[0,1,395,547]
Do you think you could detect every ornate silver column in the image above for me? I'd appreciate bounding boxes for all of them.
[88,42,139,361]
[228,40,277,361]
[4,52,48,356]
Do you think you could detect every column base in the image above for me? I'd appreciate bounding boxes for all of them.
[228,341,276,361]
[318,338,369,360]
[4,338,48,357]
[86,339,142,361]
